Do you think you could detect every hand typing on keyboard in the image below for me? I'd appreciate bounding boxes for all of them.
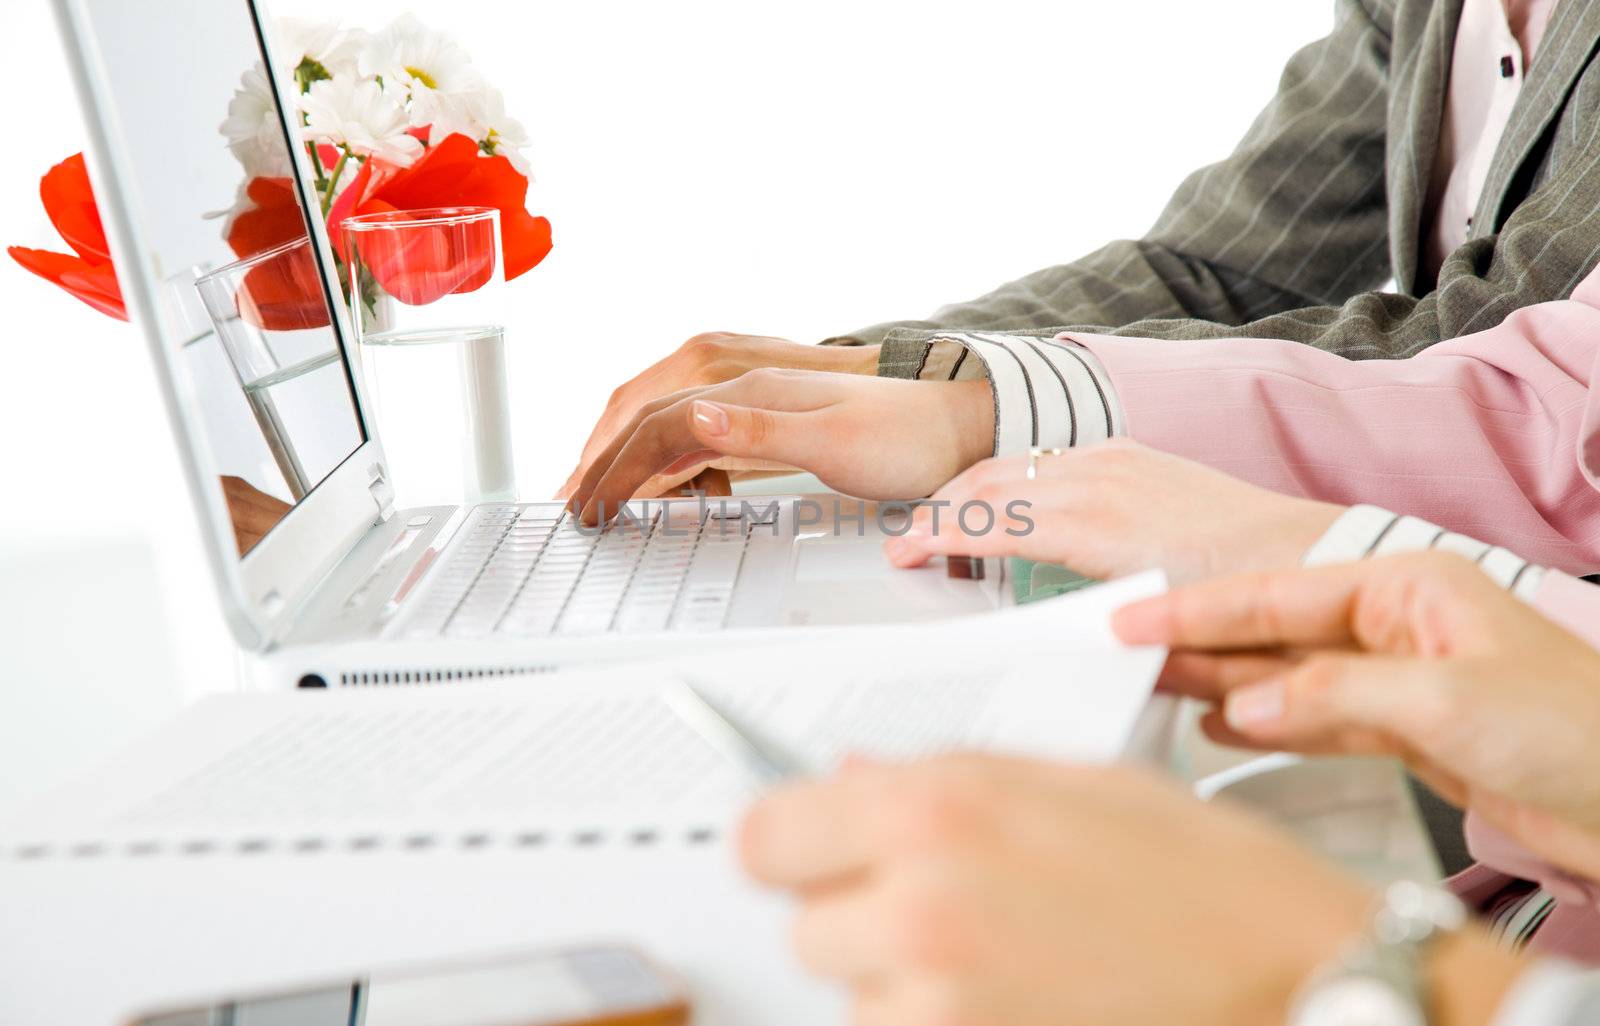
[565,372,995,526]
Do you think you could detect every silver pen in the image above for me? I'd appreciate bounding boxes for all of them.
[664,680,808,788]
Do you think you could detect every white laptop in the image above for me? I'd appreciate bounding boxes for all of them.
[54,0,1006,689]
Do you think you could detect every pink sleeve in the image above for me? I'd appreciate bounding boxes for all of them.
[1063,287,1600,576]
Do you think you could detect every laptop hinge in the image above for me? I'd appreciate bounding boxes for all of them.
[366,461,396,521]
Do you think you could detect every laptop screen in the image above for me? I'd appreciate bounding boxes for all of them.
[83,0,365,556]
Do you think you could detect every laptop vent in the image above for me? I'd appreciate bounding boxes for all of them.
[335,665,560,687]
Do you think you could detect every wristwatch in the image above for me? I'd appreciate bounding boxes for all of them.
[1288,880,1468,1026]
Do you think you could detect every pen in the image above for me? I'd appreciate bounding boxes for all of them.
[664,680,807,788]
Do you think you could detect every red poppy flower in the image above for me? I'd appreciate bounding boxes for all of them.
[225,176,307,259]
[224,177,331,331]
[7,153,127,320]
[342,206,500,307]
[329,131,552,288]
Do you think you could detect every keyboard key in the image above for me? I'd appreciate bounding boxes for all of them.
[499,612,559,636]
[556,612,616,635]
[615,609,671,632]
[403,499,761,639]
[660,502,705,532]
[683,545,744,582]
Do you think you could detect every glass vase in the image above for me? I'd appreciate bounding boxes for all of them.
[343,206,517,506]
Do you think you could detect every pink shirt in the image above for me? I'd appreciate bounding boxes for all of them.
[1423,0,1561,280]
[1061,266,1600,962]
[1063,266,1600,647]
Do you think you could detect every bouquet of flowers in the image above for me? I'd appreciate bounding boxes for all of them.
[8,14,552,325]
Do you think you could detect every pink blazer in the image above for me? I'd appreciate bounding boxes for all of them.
[1064,266,1600,961]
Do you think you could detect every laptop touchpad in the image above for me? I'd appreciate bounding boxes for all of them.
[792,537,896,582]
[780,536,997,626]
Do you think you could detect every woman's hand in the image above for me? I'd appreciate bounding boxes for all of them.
[558,333,879,498]
[741,755,1519,1026]
[1114,552,1600,883]
[883,439,1344,585]
[565,370,994,525]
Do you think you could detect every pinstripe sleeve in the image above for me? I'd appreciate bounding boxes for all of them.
[917,332,1126,456]
[1302,505,1548,600]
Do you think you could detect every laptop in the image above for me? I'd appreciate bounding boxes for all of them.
[53,0,1006,689]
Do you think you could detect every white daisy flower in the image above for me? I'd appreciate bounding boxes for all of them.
[220,63,293,177]
[276,17,365,83]
[300,73,424,166]
[434,87,533,175]
[358,14,485,131]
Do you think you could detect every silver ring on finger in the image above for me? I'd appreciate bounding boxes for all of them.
[1026,447,1067,481]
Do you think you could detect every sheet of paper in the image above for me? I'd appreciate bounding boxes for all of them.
[0,572,1167,1026]
[3,571,1166,857]
[3,679,743,852]
[682,569,1169,768]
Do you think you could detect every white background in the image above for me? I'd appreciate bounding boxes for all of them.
[0,0,1330,817]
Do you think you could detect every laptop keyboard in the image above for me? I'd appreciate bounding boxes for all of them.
[399,502,755,639]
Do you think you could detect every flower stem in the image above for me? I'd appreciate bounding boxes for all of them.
[323,146,352,210]
[307,141,329,190]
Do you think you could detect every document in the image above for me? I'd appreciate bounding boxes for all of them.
[2,572,1166,858]
[0,572,1166,1026]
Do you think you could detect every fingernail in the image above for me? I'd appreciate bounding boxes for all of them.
[901,523,930,542]
[1225,679,1286,731]
[692,400,730,437]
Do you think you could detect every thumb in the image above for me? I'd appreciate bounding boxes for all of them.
[1221,654,1450,755]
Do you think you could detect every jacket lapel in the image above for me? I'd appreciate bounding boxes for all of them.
[1476,0,1600,233]
[1390,0,1464,294]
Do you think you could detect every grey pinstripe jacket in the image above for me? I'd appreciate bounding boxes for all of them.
[839,0,1600,375]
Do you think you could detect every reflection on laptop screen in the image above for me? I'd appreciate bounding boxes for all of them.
[84,0,363,556]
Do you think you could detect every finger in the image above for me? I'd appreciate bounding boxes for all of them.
[571,370,843,521]
[627,464,721,502]
[883,482,1066,568]
[686,467,732,496]
[1197,706,1282,752]
[573,343,718,471]
[1111,564,1373,651]
[1154,650,1300,702]
[567,383,719,516]
[906,456,1034,537]
[634,463,732,503]
[1197,705,1368,757]
[624,460,774,505]
[740,771,888,888]
[561,385,658,500]
[790,886,899,982]
[915,444,1104,513]
[578,399,810,525]
[1219,655,1450,754]
[852,981,962,1026]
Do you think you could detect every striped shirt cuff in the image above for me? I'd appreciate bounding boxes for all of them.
[1490,961,1600,1026]
[918,332,1126,457]
[1301,505,1548,601]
